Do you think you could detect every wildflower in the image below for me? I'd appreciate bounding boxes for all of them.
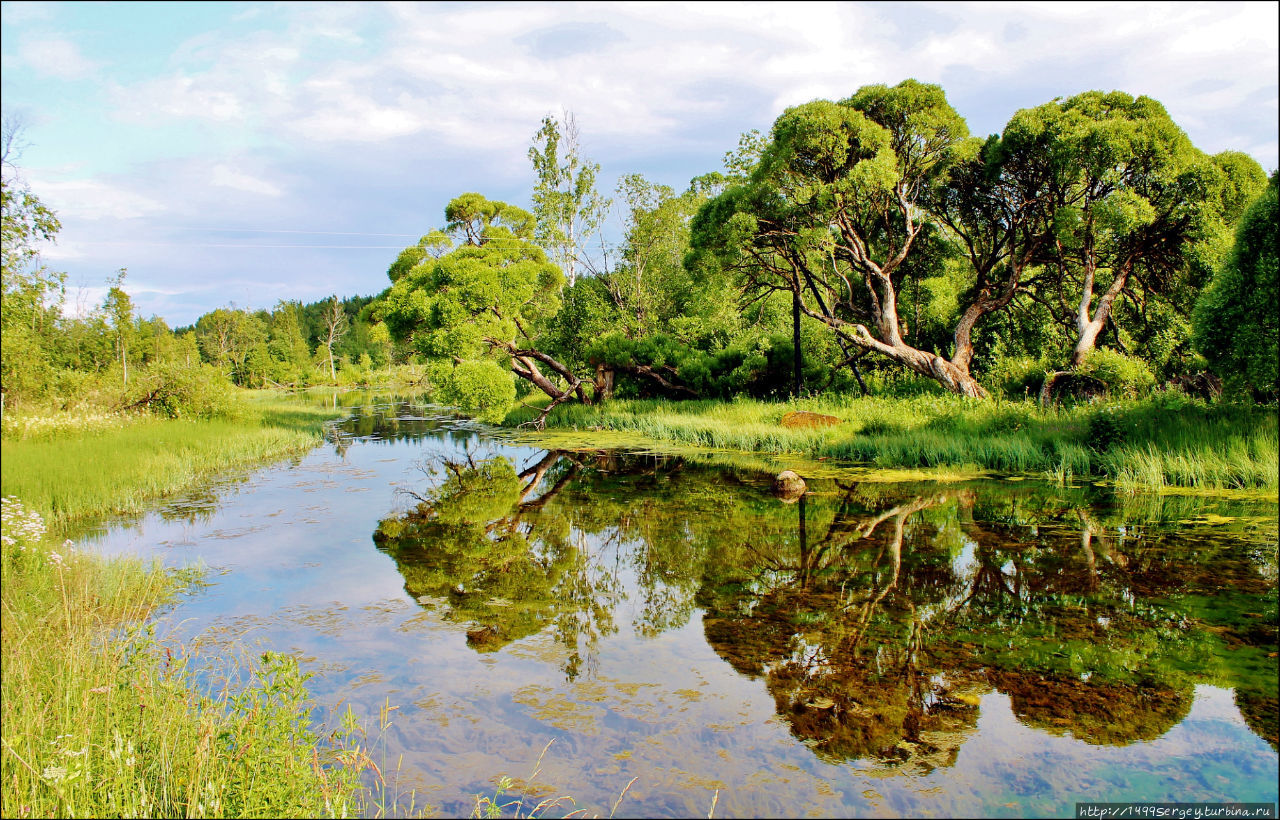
[41,765,67,783]
[48,552,65,568]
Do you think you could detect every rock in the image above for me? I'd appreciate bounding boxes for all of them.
[465,625,504,652]
[773,470,806,501]
[780,410,842,429]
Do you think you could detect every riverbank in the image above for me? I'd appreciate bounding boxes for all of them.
[506,392,1279,493]
[0,392,400,818]
[0,391,349,531]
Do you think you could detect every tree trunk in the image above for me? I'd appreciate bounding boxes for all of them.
[1070,258,1131,367]
[792,283,803,398]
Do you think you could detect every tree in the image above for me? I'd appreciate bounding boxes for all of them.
[321,295,349,382]
[375,193,585,426]
[692,80,987,397]
[1193,172,1278,400]
[1,118,64,402]
[1020,93,1261,369]
[194,306,266,384]
[528,111,610,288]
[103,268,135,386]
[267,300,313,383]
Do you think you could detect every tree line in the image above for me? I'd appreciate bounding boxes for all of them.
[372,83,1275,424]
[2,81,1275,420]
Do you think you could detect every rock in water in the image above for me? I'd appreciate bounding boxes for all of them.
[773,470,806,501]
[780,410,841,429]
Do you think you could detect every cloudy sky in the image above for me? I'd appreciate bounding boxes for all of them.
[2,1,1276,327]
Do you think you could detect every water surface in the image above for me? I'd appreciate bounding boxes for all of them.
[80,397,1279,818]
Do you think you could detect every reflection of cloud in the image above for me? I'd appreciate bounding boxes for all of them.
[16,35,99,79]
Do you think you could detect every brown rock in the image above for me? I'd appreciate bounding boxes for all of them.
[780,410,841,429]
[773,470,806,501]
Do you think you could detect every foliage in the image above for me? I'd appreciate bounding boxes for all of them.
[1193,172,1279,401]
[435,360,517,424]
[1075,348,1157,398]
[528,111,609,287]
[121,360,236,419]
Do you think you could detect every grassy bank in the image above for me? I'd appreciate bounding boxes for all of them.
[0,392,403,817]
[507,392,1279,493]
[0,496,379,818]
[0,392,346,531]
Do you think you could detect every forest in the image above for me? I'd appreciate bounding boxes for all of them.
[3,81,1277,435]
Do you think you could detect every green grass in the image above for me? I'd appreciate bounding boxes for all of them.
[0,497,381,818]
[0,395,436,818]
[0,393,347,530]
[507,392,1279,493]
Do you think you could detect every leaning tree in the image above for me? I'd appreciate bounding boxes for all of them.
[691,80,997,397]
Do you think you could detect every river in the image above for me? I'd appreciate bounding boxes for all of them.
[76,395,1279,818]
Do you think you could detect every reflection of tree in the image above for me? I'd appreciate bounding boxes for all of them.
[700,483,1277,763]
[373,450,622,679]
[366,426,1276,756]
[991,671,1192,745]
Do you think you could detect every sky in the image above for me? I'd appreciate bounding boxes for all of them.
[2,0,1277,328]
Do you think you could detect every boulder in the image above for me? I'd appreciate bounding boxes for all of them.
[780,410,841,429]
[773,470,806,501]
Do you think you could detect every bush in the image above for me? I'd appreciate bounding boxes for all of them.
[1076,349,1156,398]
[121,361,235,419]
[986,356,1049,399]
[436,359,516,424]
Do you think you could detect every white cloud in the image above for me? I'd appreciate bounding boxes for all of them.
[27,176,166,221]
[210,163,283,197]
[85,0,1275,172]
[17,35,100,79]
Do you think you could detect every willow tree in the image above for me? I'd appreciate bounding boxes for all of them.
[375,193,598,425]
[1016,92,1266,370]
[691,80,993,397]
[1193,172,1278,400]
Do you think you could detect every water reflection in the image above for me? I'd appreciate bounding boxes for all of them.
[372,447,1278,767]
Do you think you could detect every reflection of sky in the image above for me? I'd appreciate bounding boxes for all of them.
[77,404,1279,817]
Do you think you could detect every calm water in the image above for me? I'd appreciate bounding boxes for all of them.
[79,397,1279,818]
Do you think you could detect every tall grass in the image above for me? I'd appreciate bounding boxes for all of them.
[509,392,1279,492]
[0,395,345,530]
[0,497,377,818]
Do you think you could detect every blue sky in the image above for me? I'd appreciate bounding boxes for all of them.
[2,1,1277,327]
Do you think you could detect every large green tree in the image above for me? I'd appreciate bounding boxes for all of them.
[1193,172,1279,400]
[375,193,583,424]
[691,80,991,397]
[1014,93,1265,371]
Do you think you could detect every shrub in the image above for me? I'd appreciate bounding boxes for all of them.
[435,359,516,424]
[1086,405,1130,452]
[986,356,1049,399]
[120,361,235,419]
[1076,349,1156,398]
